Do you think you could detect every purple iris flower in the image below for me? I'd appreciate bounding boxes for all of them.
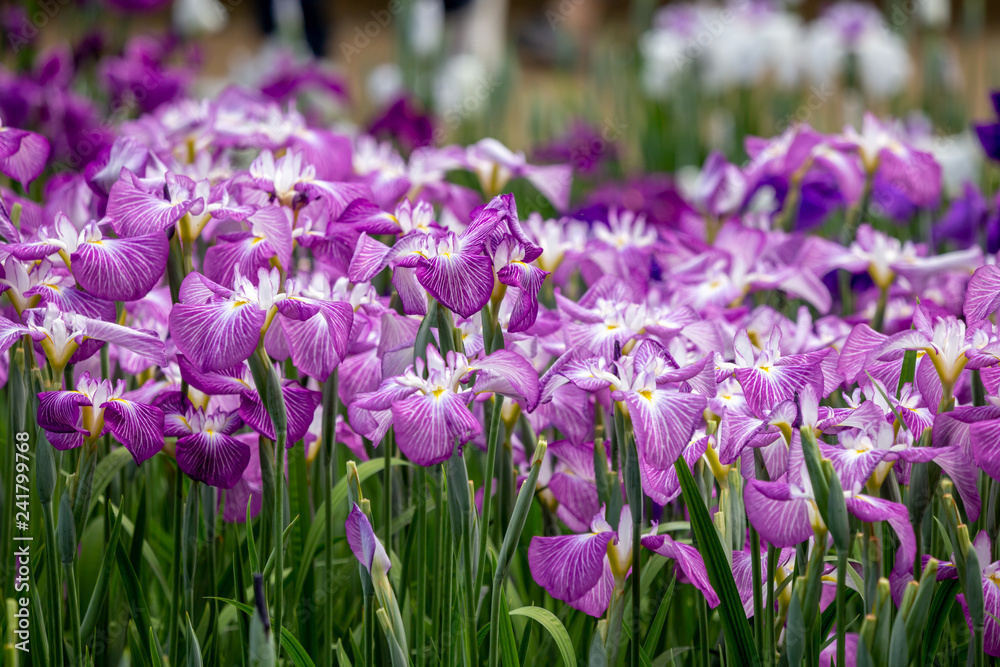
[933,182,990,249]
[528,504,633,617]
[974,92,1000,161]
[716,329,830,419]
[165,407,248,489]
[368,96,435,153]
[560,340,707,470]
[348,345,539,466]
[745,430,916,575]
[37,372,165,464]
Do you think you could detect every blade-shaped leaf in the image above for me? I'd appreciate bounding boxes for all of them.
[508,607,576,667]
[675,457,761,666]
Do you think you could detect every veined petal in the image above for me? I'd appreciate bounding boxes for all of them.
[415,253,494,318]
[735,361,824,419]
[169,301,266,371]
[297,181,372,219]
[175,431,251,489]
[970,420,1000,482]
[79,317,167,366]
[966,265,1000,323]
[100,398,165,465]
[71,232,168,301]
[819,445,885,493]
[177,355,252,395]
[528,531,616,604]
[37,390,90,433]
[239,381,322,445]
[280,302,354,380]
[470,349,541,409]
[0,316,29,355]
[391,391,480,466]
[203,234,273,289]
[0,128,49,185]
[26,284,116,322]
[564,562,615,618]
[744,479,814,547]
[107,169,197,237]
[641,436,708,505]
[497,261,549,333]
[349,233,394,282]
[626,389,707,470]
[392,266,428,316]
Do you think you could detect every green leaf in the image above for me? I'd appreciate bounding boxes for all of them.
[87,448,136,514]
[149,627,165,667]
[247,498,259,574]
[675,458,761,666]
[127,622,151,667]
[80,497,125,640]
[334,640,353,667]
[508,607,576,667]
[186,614,204,667]
[921,579,959,665]
[643,574,676,657]
[785,581,805,667]
[116,536,155,662]
[295,458,411,599]
[498,590,520,667]
[211,597,317,667]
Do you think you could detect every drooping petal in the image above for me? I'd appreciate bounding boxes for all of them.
[470,349,541,409]
[415,253,494,318]
[100,398,165,465]
[37,390,90,433]
[175,431,251,489]
[239,381,322,445]
[71,232,169,301]
[844,493,916,575]
[744,479,814,547]
[497,261,549,333]
[527,531,616,604]
[641,534,720,607]
[169,301,266,371]
[0,316,29,355]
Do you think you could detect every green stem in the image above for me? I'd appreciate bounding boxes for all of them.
[475,395,504,596]
[364,589,374,667]
[766,545,776,667]
[66,562,83,664]
[415,467,428,667]
[168,464,184,658]
[836,549,848,667]
[274,431,286,660]
[322,370,339,667]
[751,527,764,659]
[42,501,63,667]
[383,429,392,549]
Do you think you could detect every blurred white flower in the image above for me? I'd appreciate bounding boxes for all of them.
[433,54,489,116]
[410,0,444,58]
[366,63,404,108]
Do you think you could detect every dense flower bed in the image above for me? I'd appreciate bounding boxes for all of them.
[2,4,1000,667]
